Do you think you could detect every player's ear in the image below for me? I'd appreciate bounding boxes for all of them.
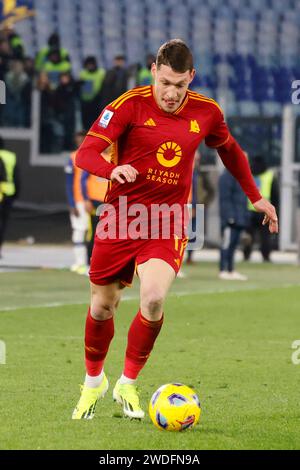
[151,62,157,79]
[189,68,196,84]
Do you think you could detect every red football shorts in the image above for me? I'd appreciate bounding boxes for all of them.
[89,235,188,286]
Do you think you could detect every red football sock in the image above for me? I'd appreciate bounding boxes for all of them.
[123,309,164,380]
[84,307,114,376]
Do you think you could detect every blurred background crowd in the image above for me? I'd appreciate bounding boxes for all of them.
[1,0,300,154]
[1,0,300,272]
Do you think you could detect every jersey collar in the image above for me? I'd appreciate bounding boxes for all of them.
[151,85,189,116]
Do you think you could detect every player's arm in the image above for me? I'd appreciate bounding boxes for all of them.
[217,136,278,233]
[76,100,138,184]
[206,109,278,233]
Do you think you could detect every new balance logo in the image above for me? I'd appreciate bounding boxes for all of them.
[144,118,156,126]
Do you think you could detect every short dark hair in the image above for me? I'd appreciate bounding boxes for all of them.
[84,56,97,67]
[156,39,194,73]
[48,33,60,47]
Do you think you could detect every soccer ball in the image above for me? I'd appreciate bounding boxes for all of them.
[149,383,201,431]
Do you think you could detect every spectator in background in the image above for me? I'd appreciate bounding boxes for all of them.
[43,48,72,90]
[243,155,279,262]
[35,32,70,72]
[37,72,54,153]
[1,26,25,60]
[219,157,249,281]
[65,131,89,275]
[186,150,215,264]
[7,30,25,59]
[23,56,35,79]
[0,37,13,80]
[37,71,58,153]
[137,53,155,86]
[0,136,20,259]
[3,59,30,127]
[79,56,106,129]
[22,57,35,126]
[38,53,73,152]
[80,146,111,262]
[54,72,77,151]
[100,55,128,107]
[0,155,6,206]
[0,37,13,126]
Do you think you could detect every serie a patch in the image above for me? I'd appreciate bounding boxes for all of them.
[98,109,114,128]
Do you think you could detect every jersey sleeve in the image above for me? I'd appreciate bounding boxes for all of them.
[205,106,230,148]
[87,96,135,145]
[76,96,135,178]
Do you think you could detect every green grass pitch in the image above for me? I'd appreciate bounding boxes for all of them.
[0,261,299,450]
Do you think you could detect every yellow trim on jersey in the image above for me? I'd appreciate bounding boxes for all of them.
[104,141,119,202]
[111,85,151,107]
[188,90,218,103]
[87,131,113,145]
[188,92,223,114]
[174,94,189,115]
[111,86,152,109]
[110,141,119,166]
[188,95,219,107]
[113,91,152,110]
[212,134,230,148]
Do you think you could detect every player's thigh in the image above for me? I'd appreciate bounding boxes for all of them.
[90,280,125,319]
[138,258,176,302]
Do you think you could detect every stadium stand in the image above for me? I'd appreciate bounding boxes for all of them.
[0,0,299,249]
[1,0,297,122]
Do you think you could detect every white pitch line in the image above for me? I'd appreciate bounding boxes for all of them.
[1,283,300,313]
[0,296,139,312]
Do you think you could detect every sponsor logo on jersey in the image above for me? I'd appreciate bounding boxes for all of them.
[156,141,182,168]
[99,109,114,128]
[144,118,156,126]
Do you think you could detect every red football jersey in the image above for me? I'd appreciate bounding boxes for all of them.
[86,86,229,237]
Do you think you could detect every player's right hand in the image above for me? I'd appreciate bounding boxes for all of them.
[110,165,138,184]
[253,197,279,233]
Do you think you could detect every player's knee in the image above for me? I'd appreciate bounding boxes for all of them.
[90,300,115,320]
[141,289,165,316]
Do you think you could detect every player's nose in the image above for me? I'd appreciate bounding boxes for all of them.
[165,91,177,100]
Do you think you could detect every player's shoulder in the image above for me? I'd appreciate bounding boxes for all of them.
[187,90,223,115]
[110,86,152,111]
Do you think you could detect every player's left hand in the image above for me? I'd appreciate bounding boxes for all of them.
[253,197,278,233]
